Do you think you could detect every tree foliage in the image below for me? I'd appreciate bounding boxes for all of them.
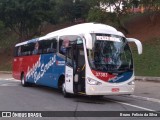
[0,0,91,40]
[0,0,55,41]
[0,0,159,41]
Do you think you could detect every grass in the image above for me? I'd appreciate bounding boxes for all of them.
[132,37,160,77]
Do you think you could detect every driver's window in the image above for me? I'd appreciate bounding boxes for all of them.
[59,39,67,55]
[59,35,84,69]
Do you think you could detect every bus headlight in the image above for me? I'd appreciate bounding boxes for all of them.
[87,77,102,85]
[128,81,135,85]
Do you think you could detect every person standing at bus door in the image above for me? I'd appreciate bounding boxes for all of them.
[33,42,39,55]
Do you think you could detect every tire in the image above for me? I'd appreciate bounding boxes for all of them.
[21,74,29,87]
[62,82,70,98]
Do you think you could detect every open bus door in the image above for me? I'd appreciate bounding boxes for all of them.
[63,40,85,97]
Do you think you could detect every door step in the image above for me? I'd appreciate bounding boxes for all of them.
[78,92,86,95]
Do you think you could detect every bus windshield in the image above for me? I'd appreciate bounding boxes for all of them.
[87,34,133,73]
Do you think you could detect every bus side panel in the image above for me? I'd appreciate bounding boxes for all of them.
[35,54,65,88]
[51,55,65,88]
[12,55,40,81]
[12,57,21,80]
[32,54,56,87]
[25,53,65,88]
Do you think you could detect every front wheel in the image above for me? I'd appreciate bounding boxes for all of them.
[62,83,71,98]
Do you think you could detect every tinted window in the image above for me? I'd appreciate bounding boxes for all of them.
[14,47,19,57]
[39,38,57,54]
[20,43,34,56]
[59,35,82,55]
[59,39,66,55]
[15,38,57,56]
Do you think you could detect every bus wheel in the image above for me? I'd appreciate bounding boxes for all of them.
[21,74,28,87]
[62,83,70,98]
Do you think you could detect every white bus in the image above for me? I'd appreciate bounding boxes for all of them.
[13,23,142,97]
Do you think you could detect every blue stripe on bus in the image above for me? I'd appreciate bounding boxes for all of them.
[26,53,65,88]
[108,72,133,83]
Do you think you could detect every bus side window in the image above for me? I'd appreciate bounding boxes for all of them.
[32,42,40,55]
[28,43,34,55]
[21,45,28,56]
[59,39,69,55]
[59,39,65,55]
[39,38,57,54]
[47,38,57,53]
[17,46,21,56]
[13,46,19,57]
[50,38,57,53]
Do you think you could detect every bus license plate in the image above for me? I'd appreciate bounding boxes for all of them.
[112,88,120,92]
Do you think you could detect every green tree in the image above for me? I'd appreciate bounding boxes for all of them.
[87,8,107,23]
[54,0,74,23]
[0,0,55,41]
[87,0,131,33]
[140,0,160,11]
[53,0,90,23]
[73,0,90,20]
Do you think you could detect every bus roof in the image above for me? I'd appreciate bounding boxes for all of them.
[15,23,125,47]
[40,23,124,40]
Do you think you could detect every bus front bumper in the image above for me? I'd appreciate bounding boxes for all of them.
[86,84,135,96]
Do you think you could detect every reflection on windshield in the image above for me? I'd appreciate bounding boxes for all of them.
[87,34,133,73]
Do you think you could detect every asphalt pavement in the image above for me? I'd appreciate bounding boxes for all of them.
[0,72,160,120]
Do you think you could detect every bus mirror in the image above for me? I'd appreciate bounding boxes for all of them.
[77,38,83,44]
[84,34,92,50]
[127,38,143,54]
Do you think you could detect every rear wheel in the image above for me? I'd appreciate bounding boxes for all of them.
[21,74,29,87]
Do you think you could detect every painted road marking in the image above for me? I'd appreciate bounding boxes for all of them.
[129,95,160,104]
[108,99,156,112]
[5,78,14,80]
[0,78,20,86]
[0,83,19,86]
[0,78,20,82]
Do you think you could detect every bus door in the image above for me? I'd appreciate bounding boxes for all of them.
[65,40,85,94]
[65,46,74,94]
[74,44,85,93]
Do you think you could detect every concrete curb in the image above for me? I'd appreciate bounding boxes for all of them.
[0,71,160,82]
[135,76,160,82]
[0,71,12,74]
